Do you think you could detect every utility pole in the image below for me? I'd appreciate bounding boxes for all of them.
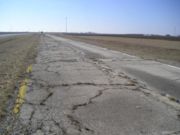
[65,17,67,33]
[174,26,176,36]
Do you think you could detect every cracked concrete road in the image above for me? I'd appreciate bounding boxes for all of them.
[11,35,180,135]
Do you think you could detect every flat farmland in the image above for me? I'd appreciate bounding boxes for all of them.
[62,35,180,66]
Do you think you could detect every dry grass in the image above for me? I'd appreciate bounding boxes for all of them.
[0,34,40,117]
[62,35,180,66]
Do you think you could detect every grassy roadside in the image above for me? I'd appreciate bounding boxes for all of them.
[61,35,180,66]
[0,34,40,118]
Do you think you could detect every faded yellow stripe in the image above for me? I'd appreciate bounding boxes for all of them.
[13,65,32,114]
[26,65,32,73]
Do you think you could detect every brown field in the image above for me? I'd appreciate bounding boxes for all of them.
[0,34,40,117]
[62,35,180,66]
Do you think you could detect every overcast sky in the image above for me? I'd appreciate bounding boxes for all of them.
[0,0,180,35]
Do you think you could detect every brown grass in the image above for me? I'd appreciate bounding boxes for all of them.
[0,34,40,117]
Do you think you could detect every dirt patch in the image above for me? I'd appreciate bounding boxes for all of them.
[0,34,40,118]
[60,35,180,67]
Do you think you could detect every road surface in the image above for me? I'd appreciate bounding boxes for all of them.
[11,34,180,135]
[0,33,29,39]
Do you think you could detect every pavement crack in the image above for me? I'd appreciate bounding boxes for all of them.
[31,78,49,88]
[52,119,67,135]
[40,92,53,105]
[29,110,35,121]
[45,66,61,76]
[87,58,136,85]
[45,83,124,89]
[69,88,108,134]
[72,88,108,112]
[72,102,88,111]
[39,59,78,65]
[164,130,180,135]
[88,88,107,103]
[174,78,180,81]
[66,114,94,134]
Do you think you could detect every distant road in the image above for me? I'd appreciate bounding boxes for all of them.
[0,33,29,39]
